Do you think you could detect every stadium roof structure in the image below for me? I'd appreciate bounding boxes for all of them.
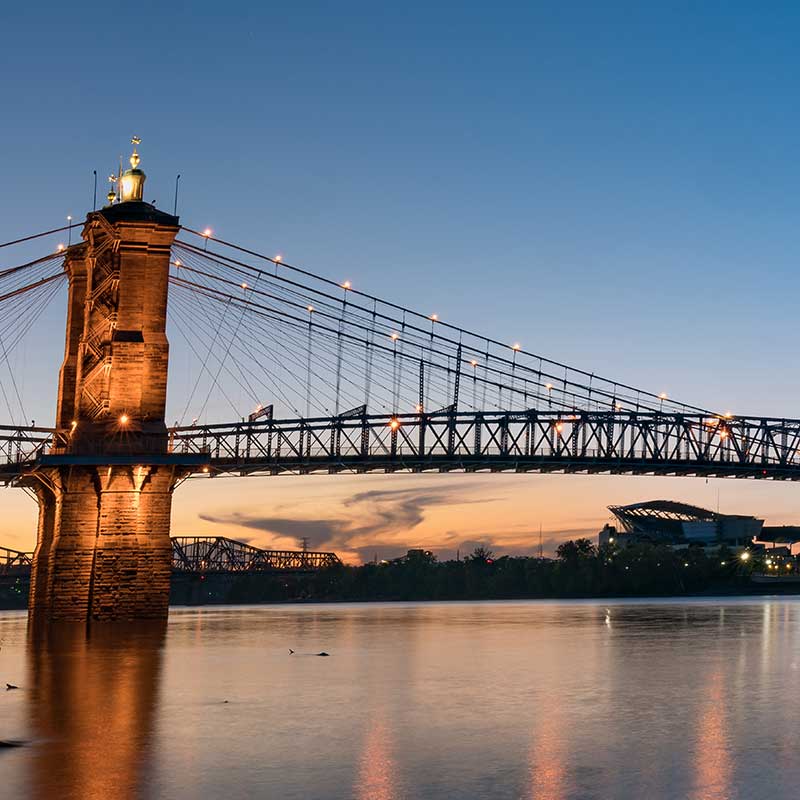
[607,500,763,544]
[608,500,722,523]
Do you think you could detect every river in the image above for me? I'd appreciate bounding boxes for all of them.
[0,599,798,799]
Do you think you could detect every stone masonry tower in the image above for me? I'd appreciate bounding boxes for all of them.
[27,140,201,621]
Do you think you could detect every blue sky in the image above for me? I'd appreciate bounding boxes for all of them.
[2,2,800,555]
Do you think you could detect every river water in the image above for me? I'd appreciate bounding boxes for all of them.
[0,599,799,799]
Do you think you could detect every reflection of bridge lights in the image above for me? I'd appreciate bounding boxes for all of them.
[119,414,129,425]
[70,420,77,430]
[202,466,210,473]
[388,417,400,431]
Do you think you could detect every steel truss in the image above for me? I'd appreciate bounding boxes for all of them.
[5,410,800,481]
[0,546,33,575]
[171,536,341,573]
[167,410,800,480]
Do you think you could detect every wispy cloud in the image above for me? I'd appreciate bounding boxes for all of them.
[199,481,499,562]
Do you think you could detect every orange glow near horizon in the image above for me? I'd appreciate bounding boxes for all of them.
[2,470,800,563]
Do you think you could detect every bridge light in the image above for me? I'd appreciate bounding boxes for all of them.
[470,360,478,368]
[390,332,399,341]
[388,417,401,431]
[545,383,553,391]
[740,551,750,561]
[430,313,438,321]
[119,414,129,425]
[342,280,352,290]
[57,243,65,252]
[202,228,212,238]
[274,254,283,263]
[241,282,248,290]
[554,420,564,433]
[719,428,729,439]
[415,404,423,412]
[174,259,182,267]
[307,305,314,313]
[512,343,521,351]
[659,392,668,400]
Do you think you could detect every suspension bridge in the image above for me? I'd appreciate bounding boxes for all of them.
[2,140,799,621]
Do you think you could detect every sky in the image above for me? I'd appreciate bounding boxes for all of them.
[2,1,800,559]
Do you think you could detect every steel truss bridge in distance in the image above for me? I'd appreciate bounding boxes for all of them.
[0,537,341,577]
[172,536,341,574]
[0,546,32,576]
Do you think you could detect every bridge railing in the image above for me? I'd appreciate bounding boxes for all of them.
[4,411,800,480]
[166,410,800,478]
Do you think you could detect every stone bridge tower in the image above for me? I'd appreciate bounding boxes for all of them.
[27,141,203,621]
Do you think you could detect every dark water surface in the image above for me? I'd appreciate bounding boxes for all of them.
[1,599,799,799]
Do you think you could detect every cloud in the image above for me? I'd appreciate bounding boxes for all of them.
[199,480,499,562]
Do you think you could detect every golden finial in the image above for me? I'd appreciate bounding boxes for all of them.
[129,135,141,169]
[106,173,117,205]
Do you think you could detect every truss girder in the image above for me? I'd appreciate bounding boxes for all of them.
[162,411,800,480]
[5,412,800,481]
[171,536,341,573]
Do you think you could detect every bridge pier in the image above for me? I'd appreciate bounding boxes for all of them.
[26,141,192,622]
[29,465,177,621]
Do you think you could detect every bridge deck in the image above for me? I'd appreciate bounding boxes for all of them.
[3,410,800,482]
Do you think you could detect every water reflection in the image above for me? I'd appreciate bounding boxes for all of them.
[527,696,567,800]
[357,715,398,800]
[692,671,731,800]
[3,600,800,799]
[25,620,165,800]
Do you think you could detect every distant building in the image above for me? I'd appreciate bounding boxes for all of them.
[598,523,619,548]
[602,500,763,549]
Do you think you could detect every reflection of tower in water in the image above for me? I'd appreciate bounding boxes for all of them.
[26,621,166,800]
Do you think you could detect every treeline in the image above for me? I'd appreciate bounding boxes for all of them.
[184,540,760,605]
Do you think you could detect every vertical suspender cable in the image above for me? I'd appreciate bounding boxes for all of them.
[364,299,376,410]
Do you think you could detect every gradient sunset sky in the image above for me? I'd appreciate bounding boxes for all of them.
[2,2,800,560]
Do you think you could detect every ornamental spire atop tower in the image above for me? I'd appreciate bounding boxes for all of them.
[119,135,146,202]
